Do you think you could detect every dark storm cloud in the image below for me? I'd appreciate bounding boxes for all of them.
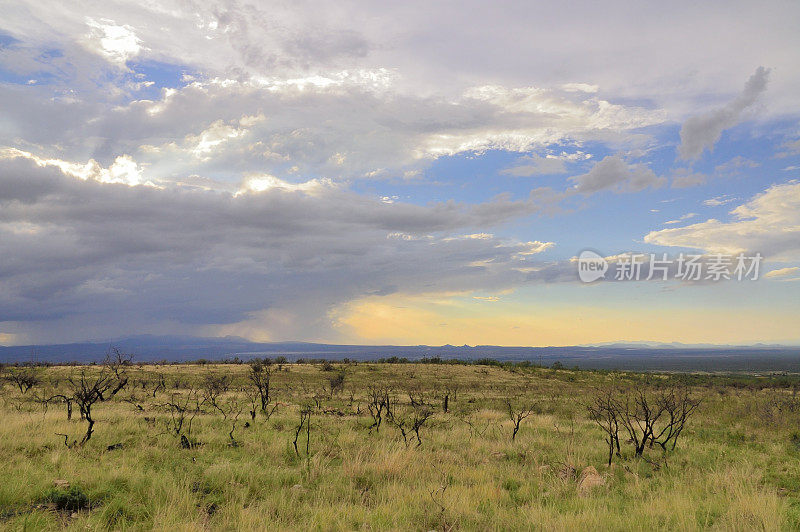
[0,155,559,341]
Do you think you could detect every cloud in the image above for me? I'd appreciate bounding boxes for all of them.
[714,156,759,173]
[501,155,568,177]
[1,1,800,345]
[84,18,142,66]
[663,213,697,225]
[500,151,592,178]
[6,1,799,113]
[0,148,148,186]
[569,155,665,194]
[703,195,737,207]
[671,168,708,188]
[778,138,800,158]
[678,67,770,161]
[671,156,760,189]
[0,153,561,343]
[0,74,666,184]
[764,266,800,279]
[516,241,555,255]
[644,181,800,259]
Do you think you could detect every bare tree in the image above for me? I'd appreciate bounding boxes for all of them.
[202,372,231,418]
[293,404,313,456]
[244,385,259,421]
[63,354,130,446]
[247,360,272,413]
[158,388,202,448]
[6,365,41,394]
[457,410,494,440]
[40,392,74,420]
[221,395,244,446]
[150,371,167,397]
[650,386,701,452]
[586,388,621,466]
[386,394,435,447]
[505,398,536,442]
[587,385,701,463]
[440,384,459,413]
[366,386,390,433]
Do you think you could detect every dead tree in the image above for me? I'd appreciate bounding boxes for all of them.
[588,385,700,463]
[505,398,536,442]
[650,386,701,452]
[123,393,145,412]
[247,360,272,413]
[158,388,202,443]
[617,388,661,458]
[244,386,259,421]
[41,393,74,420]
[457,411,494,439]
[107,348,132,388]
[386,394,435,447]
[409,407,435,446]
[441,384,458,413]
[293,405,313,456]
[202,372,231,418]
[151,371,167,397]
[6,365,41,394]
[65,356,129,446]
[366,386,390,433]
[221,395,244,446]
[586,388,621,466]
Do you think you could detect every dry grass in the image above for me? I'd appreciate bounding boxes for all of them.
[1,362,799,530]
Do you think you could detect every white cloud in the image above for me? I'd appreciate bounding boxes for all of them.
[188,120,247,159]
[85,18,142,65]
[3,2,799,116]
[501,155,568,177]
[664,212,697,225]
[236,174,332,196]
[561,83,598,93]
[473,295,500,301]
[0,73,670,184]
[645,181,800,259]
[703,195,737,207]
[765,266,800,279]
[516,241,555,255]
[0,148,147,187]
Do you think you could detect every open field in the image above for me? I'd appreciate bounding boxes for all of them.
[3,360,800,530]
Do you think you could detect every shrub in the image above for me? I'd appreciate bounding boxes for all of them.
[46,486,90,511]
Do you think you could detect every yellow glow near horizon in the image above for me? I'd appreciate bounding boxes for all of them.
[332,293,800,346]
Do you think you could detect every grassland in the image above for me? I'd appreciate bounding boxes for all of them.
[2,360,800,530]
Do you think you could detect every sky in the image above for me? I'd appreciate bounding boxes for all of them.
[0,1,799,346]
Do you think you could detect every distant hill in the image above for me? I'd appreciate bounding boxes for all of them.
[2,335,800,372]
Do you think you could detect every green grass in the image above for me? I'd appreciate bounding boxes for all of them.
[1,362,799,530]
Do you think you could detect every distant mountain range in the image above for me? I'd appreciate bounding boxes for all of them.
[2,335,800,372]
